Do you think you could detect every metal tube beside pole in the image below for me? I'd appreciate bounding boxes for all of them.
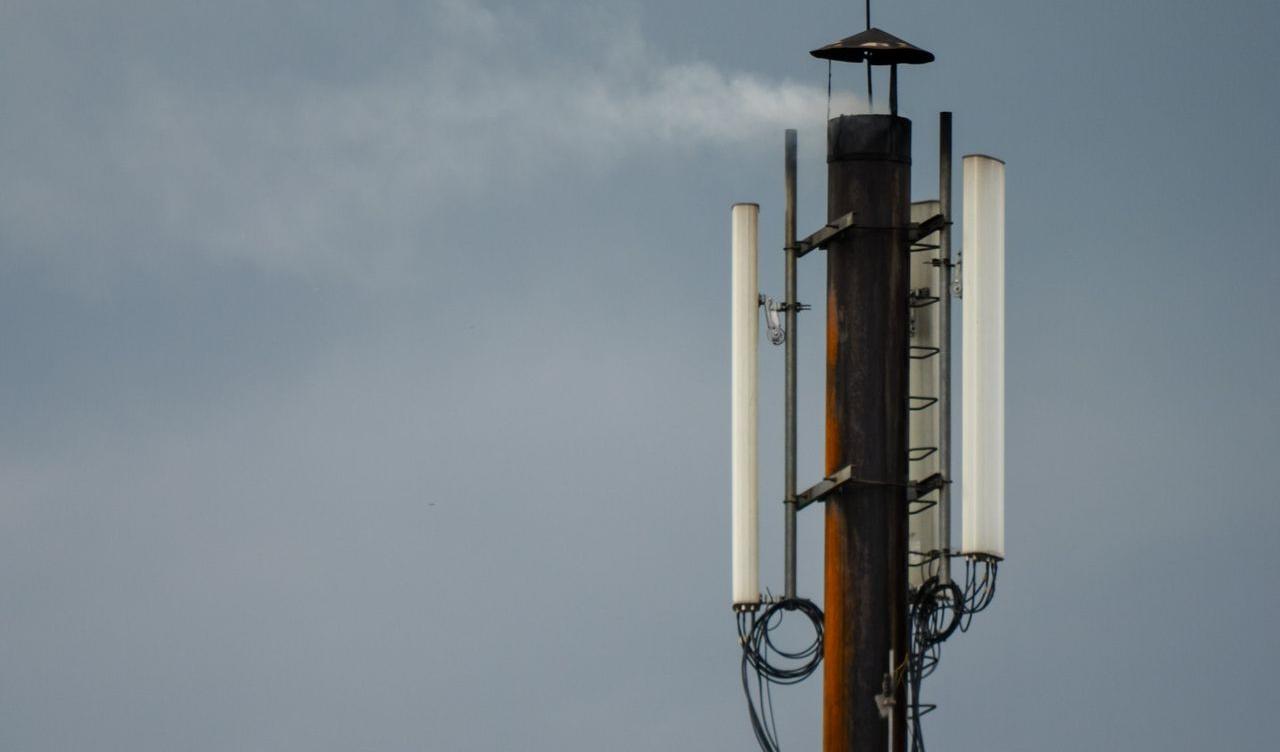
[938,112,953,584]
[784,129,798,600]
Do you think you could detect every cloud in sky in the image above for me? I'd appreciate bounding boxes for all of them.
[1,0,838,288]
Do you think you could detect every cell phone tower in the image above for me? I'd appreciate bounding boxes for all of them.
[730,18,1006,752]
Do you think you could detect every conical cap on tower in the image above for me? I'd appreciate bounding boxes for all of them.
[810,27,934,65]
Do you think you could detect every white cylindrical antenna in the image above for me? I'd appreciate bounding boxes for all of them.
[961,155,1005,559]
[731,203,760,608]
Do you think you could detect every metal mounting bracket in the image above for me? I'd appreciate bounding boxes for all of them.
[794,465,855,511]
[909,213,946,243]
[908,472,945,502]
[759,295,786,345]
[792,212,857,258]
[793,212,941,259]
[875,673,896,719]
[794,468,947,510]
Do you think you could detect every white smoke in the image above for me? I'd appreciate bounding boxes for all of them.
[0,0,848,285]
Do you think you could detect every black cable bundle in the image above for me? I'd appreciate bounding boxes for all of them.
[906,577,961,751]
[906,555,999,752]
[737,598,824,752]
[734,558,998,752]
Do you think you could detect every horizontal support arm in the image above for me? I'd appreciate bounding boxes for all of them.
[908,472,945,501]
[909,213,946,243]
[793,212,940,258]
[794,468,948,509]
[794,465,855,510]
[793,212,857,258]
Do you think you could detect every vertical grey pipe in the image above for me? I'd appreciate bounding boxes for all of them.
[784,129,798,600]
[938,112,953,584]
[889,65,898,116]
[866,63,873,111]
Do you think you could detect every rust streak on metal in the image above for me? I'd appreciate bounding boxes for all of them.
[826,282,842,474]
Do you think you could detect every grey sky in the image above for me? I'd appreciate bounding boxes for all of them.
[2,0,1278,750]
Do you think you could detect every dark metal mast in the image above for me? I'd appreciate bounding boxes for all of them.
[731,21,1005,752]
[811,31,933,752]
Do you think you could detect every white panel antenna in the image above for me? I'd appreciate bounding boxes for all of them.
[961,156,1005,559]
[731,203,761,607]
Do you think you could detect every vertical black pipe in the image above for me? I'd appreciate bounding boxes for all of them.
[784,129,798,600]
[938,112,953,583]
[890,65,898,116]
[823,114,911,752]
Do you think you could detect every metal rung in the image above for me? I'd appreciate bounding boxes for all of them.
[909,447,938,462]
[910,287,939,308]
[909,498,938,515]
[910,346,940,360]
[910,242,940,253]
[909,396,938,411]
[908,555,946,574]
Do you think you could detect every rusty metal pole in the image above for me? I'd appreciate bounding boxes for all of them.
[823,113,911,752]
